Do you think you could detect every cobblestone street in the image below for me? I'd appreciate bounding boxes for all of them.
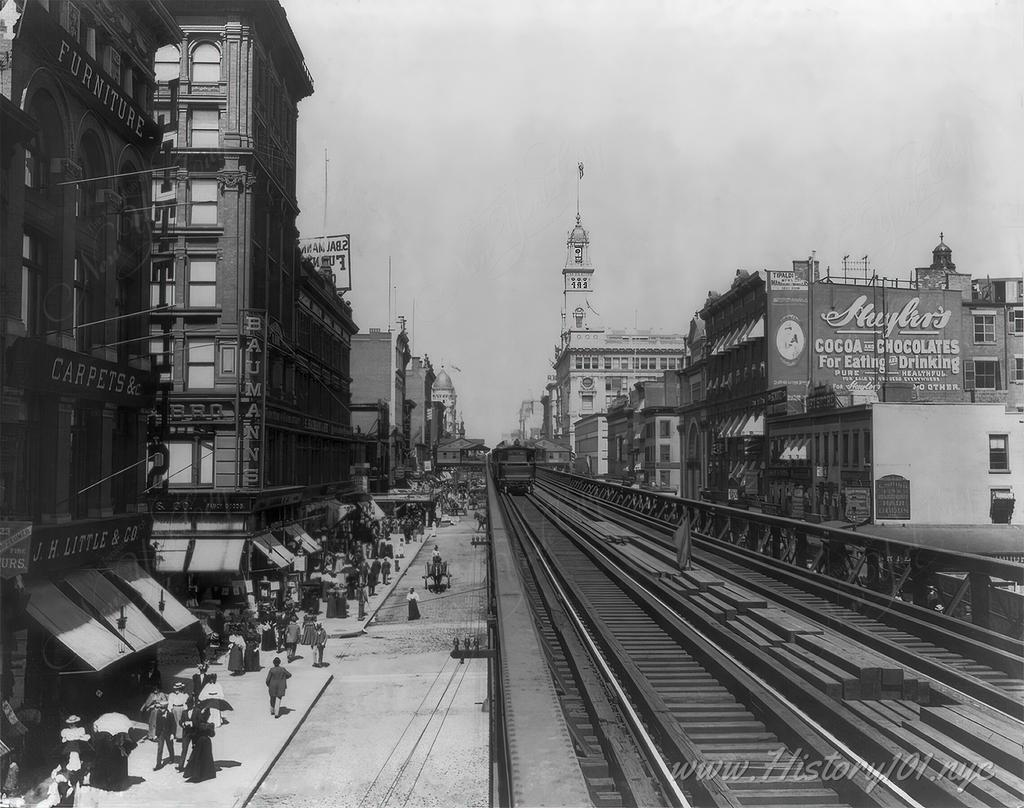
[248,520,490,808]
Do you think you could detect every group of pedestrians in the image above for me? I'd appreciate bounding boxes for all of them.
[140,670,221,782]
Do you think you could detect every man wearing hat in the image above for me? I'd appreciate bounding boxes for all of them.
[153,699,176,770]
[313,622,328,667]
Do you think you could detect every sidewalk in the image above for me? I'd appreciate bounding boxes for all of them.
[71,526,444,808]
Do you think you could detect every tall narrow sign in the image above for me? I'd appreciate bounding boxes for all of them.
[239,311,266,489]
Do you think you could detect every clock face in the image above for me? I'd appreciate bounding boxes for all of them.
[574,247,583,263]
[775,317,805,366]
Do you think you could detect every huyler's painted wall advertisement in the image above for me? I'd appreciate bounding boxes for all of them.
[811,286,962,396]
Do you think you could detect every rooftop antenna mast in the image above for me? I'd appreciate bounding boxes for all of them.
[577,161,584,218]
[322,146,328,235]
[387,256,392,332]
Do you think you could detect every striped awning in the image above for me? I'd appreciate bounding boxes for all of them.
[25,581,131,671]
[285,524,320,554]
[153,537,191,573]
[109,560,198,633]
[63,570,165,653]
[252,533,294,569]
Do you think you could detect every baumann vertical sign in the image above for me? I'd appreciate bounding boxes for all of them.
[239,311,267,488]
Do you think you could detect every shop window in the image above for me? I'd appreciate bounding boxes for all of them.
[189,108,219,147]
[154,44,180,82]
[989,434,1009,472]
[187,256,217,307]
[973,314,996,344]
[188,178,218,225]
[191,42,221,83]
[150,257,175,307]
[186,338,215,389]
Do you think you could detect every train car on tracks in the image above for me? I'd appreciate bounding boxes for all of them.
[491,440,537,495]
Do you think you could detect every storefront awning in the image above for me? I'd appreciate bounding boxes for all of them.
[740,414,764,437]
[109,560,198,633]
[365,498,386,521]
[152,537,191,573]
[25,581,130,671]
[64,569,165,653]
[189,538,247,573]
[252,533,294,569]
[285,524,319,554]
[743,316,765,342]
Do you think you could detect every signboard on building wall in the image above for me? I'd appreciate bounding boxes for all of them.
[811,287,962,396]
[299,235,351,292]
[844,486,872,523]
[16,1,161,145]
[0,522,32,579]
[766,267,810,396]
[239,311,267,489]
[875,474,911,520]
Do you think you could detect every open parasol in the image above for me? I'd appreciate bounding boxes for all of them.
[199,697,233,712]
[92,712,148,736]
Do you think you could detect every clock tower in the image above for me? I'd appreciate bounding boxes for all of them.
[562,213,596,338]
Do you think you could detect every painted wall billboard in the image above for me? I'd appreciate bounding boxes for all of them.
[811,286,962,396]
[299,234,351,291]
[766,264,810,399]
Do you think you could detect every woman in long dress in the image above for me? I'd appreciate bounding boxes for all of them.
[259,618,277,652]
[300,613,317,649]
[198,673,225,727]
[182,706,216,783]
[407,587,420,620]
[226,629,245,675]
[140,685,167,741]
[167,682,190,741]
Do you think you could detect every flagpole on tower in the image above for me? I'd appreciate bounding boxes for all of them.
[577,161,584,218]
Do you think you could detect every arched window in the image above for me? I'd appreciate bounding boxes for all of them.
[191,42,221,83]
[154,44,180,83]
[574,307,584,329]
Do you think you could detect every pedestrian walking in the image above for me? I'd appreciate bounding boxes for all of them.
[265,657,292,718]
[284,615,300,662]
[195,625,209,665]
[244,625,261,671]
[58,716,90,787]
[300,613,317,649]
[140,685,167,741]
[313,623,328,667]
[357,583,368,619]
[227,628,245,675]
[37,766,74,808]
[191,663,211,701]
[181,707,216,783]
[259,617,277,652]
[198,674,225,727]
[153,703,176,770]
[177,707,194,773]
[407,587,421,621]
[167,682,190,739]
[381,557,392,585]
[368,558,381,595]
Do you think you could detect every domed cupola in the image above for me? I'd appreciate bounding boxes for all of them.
[931,232,956,271]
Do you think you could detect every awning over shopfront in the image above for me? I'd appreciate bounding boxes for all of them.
[284,524,319,554]
[189,538,247,573]
[64,569,165,652]
[252,533,294,569]
[152,537,191,573]
[365,498,386,521]
[740,414,765,436]
[109,560,198,633]
[741,316,765,343]
[25,581,129,671]
[780,439,809,462]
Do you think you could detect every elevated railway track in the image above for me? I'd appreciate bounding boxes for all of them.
[491,469,1024,807]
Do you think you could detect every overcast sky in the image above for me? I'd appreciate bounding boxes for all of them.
[285,0,1024,444]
